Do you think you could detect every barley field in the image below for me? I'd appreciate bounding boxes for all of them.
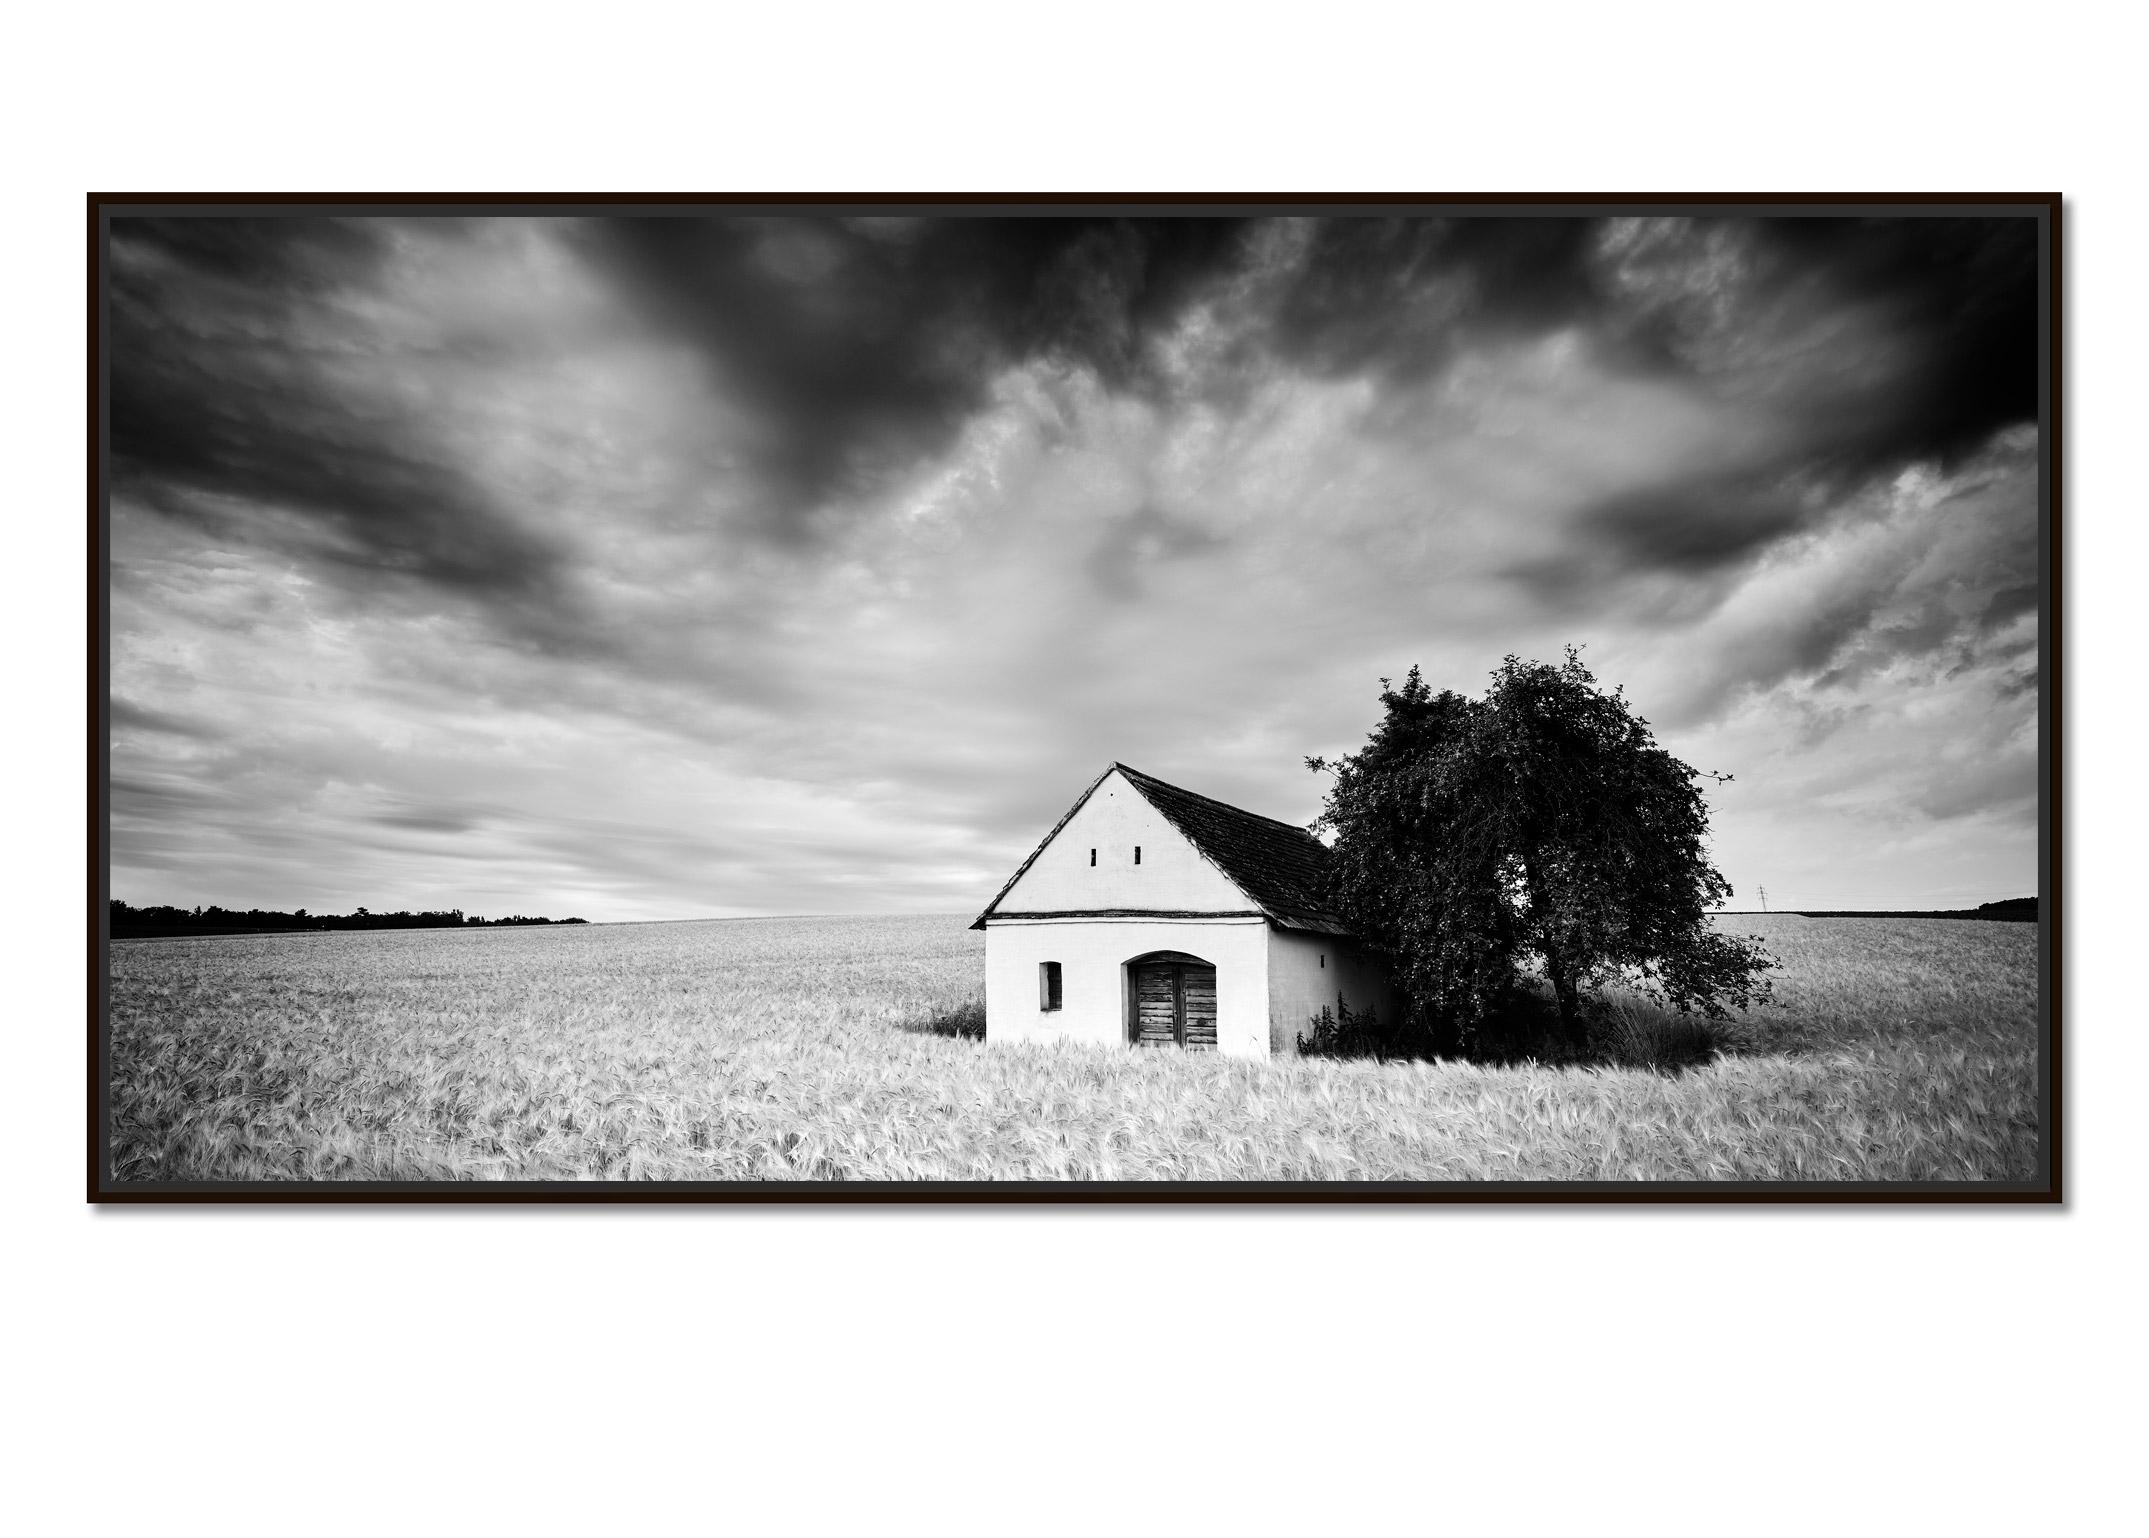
[105,913,2042,1185]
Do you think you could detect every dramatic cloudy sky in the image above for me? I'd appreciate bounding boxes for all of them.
[108,211,2043,920]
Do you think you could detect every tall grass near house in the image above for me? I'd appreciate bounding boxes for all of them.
[1298,981,1734,1074]
[107,913,2040,1183]
[897,997,985,1040]
[1584,991,1736,1074]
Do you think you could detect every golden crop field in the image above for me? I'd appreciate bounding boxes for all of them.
[105,913,2042,1184]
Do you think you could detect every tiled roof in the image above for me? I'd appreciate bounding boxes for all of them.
[970,763,1351,935]
[1112,764,1350,935]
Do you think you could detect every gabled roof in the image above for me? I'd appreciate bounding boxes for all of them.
[970,763,1351,935]
[968,763,1118,932]
[1113,764,1349,935]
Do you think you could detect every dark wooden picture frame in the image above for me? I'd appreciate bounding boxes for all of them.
[91,194,2059,1203]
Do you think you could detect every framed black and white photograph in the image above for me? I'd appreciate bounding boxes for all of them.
[92,196,2057,1199]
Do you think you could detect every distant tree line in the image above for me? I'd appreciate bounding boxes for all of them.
[110,900,589,939]
[1788,897,2037,922]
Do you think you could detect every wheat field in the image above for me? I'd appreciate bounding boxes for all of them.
[105,913,2042,1185]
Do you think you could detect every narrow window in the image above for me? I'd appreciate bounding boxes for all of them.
[1134,845,1142,865]
[1039,961,1062,1011]
[1089,848,1096,867]
[1320,954,1326,969]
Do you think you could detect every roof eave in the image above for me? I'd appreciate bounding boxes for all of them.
[969,763,1122,930]
[1114,764,1272,922]
[973,761,1356,937]
[1268,913,1357,937]
[1117,764,1346,938]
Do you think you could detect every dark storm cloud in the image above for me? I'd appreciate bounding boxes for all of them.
[1256,215,2037,462]
[1264,218,1604,382]
[1507,472,1814,601]
[1756,217,2040,470]
[109,213,2039,601]
[108,218,581,636]
[571,217,1248,529]
[1584,478,1809,571]
[1268,215,2035,441]
[1638,429,2040,731]
[1453,216,2040,598]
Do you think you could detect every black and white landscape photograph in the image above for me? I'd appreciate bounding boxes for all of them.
[98,201,2053,1193]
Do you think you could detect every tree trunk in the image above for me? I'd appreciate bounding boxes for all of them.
[1520,853,1582,1041]
[1543,950,1580,1040]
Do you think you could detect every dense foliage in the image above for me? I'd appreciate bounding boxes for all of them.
[1309,650,1775,1049]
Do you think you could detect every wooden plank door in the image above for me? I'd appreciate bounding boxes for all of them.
[1132,962,1218,1050]
[1180,965,1217,1051]
[1133,965,1178,1048]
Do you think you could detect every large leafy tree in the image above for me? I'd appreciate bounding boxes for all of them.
[1308,649,1774,1046]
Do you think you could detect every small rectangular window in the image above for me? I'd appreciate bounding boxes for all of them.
[1320,954,1326,969]
[1039,961,1062,1011]
[1134,846,1141,865]
[1089,848,1096,866]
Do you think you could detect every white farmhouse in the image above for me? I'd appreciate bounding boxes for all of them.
[972,763,1397,1058]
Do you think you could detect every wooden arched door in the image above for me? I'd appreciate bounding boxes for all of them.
[1128,951,1218,1051]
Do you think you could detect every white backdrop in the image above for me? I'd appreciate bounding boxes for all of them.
[5,5,2137,1533]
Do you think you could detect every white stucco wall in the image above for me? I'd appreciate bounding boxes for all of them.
[1265,929,1400,1055]
[994,769,1249,914]
[984,916,1271,1058]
